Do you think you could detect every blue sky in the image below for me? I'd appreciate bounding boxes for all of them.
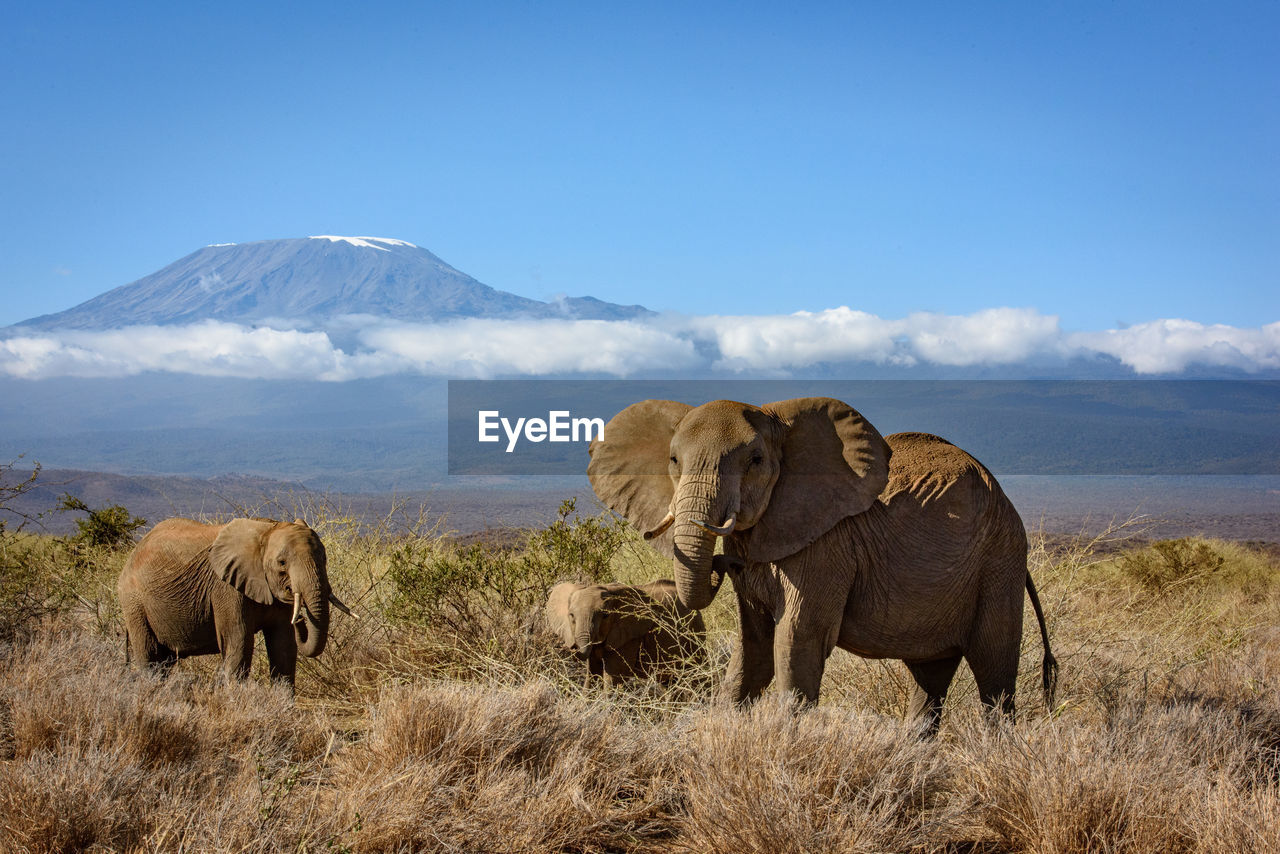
[2,2,1276,332]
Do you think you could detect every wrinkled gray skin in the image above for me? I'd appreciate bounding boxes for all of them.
[589,397,1056,732]
[545,578,708,687]
[118,517,332,688]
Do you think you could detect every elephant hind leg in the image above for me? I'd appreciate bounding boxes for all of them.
[904,655,962,737]
[123,607,177,676]
[129,624,177,676]
[966,640,1020,721]
[967,573,1026,721]
[973,671,1017,718]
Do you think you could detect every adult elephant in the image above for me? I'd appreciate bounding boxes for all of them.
[588,397,1056,731]
[118,517,354,687]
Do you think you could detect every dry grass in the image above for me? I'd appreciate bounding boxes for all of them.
[2,501,1279,853]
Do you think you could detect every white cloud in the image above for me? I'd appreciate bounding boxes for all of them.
[899,307,1066,366]
[1,311,1277,380]
[358,318,700,378]
[675,306,1070,371]
[681,307,902,372]
[0,322,353,380]
[1067,319,1280,374]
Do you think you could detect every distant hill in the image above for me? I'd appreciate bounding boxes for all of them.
[2,466,580,536]
[11,236,651,330]
[7,466,1278,542]
[2,375,1277,490]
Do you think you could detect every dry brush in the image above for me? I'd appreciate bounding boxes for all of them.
[1,498,1277,852]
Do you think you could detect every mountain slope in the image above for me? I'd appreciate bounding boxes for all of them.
[14,236,650,329]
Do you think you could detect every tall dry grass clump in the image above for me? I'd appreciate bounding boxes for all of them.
[322,681,678,852]
[671,697,965,853]
[0,631,332,852]
[1,495,1279,852]
[951,703,1280,853]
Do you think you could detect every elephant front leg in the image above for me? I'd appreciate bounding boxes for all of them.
[724,586,776,705]
[211,597,258,682]
[264,622,298,689]
[601,644,641,690]
[218,624,255,682]
[772,606,840,706]
[585,647,604,688]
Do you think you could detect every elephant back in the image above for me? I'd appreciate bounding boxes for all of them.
[879,432,1026,555]
[120,518,218,587]
[880,433,999,506]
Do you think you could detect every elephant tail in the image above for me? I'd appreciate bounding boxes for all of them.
[1026,572,1058,711]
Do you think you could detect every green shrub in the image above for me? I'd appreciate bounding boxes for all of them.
[0,536,59,643]
[0,482,139,642]
[57,494,147,549]
[385,499,629,636]
[521,498,630,584]
[1118,538,1227,592]
[386,541,497,630]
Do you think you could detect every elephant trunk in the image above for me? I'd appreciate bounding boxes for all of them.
[577,609,602,652]
[671,475,731,611]
[292,562,330,658]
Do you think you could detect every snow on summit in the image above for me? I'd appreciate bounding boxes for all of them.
[309,236,418,251]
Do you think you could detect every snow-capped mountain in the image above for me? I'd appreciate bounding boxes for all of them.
[12,236,651,329]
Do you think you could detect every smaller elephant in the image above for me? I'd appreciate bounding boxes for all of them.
[117,516,355,687]
[545,577,710,687]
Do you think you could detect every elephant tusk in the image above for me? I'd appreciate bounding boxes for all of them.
[329,591,359,619]
[290,596,304,626]
[643,512,676,540]
[692,514,737,537]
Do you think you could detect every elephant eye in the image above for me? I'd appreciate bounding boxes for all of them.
[277,558,287,566]
[749,451,763,466]
[670,455,678,465]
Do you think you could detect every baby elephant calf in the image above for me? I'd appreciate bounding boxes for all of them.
[545,579,706,686]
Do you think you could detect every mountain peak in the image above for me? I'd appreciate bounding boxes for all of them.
[12,237,650,330]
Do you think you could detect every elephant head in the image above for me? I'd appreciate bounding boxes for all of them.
[209,518,346,657]
[546,581,587,656]
[588,398,891,610]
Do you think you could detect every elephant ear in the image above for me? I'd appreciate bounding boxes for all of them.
[588,399,692,558]
[545,582,578,648]
[209,518,277,605]
[744,397,891,563]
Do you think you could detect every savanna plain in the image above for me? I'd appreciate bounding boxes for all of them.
[2,476,1279,853]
